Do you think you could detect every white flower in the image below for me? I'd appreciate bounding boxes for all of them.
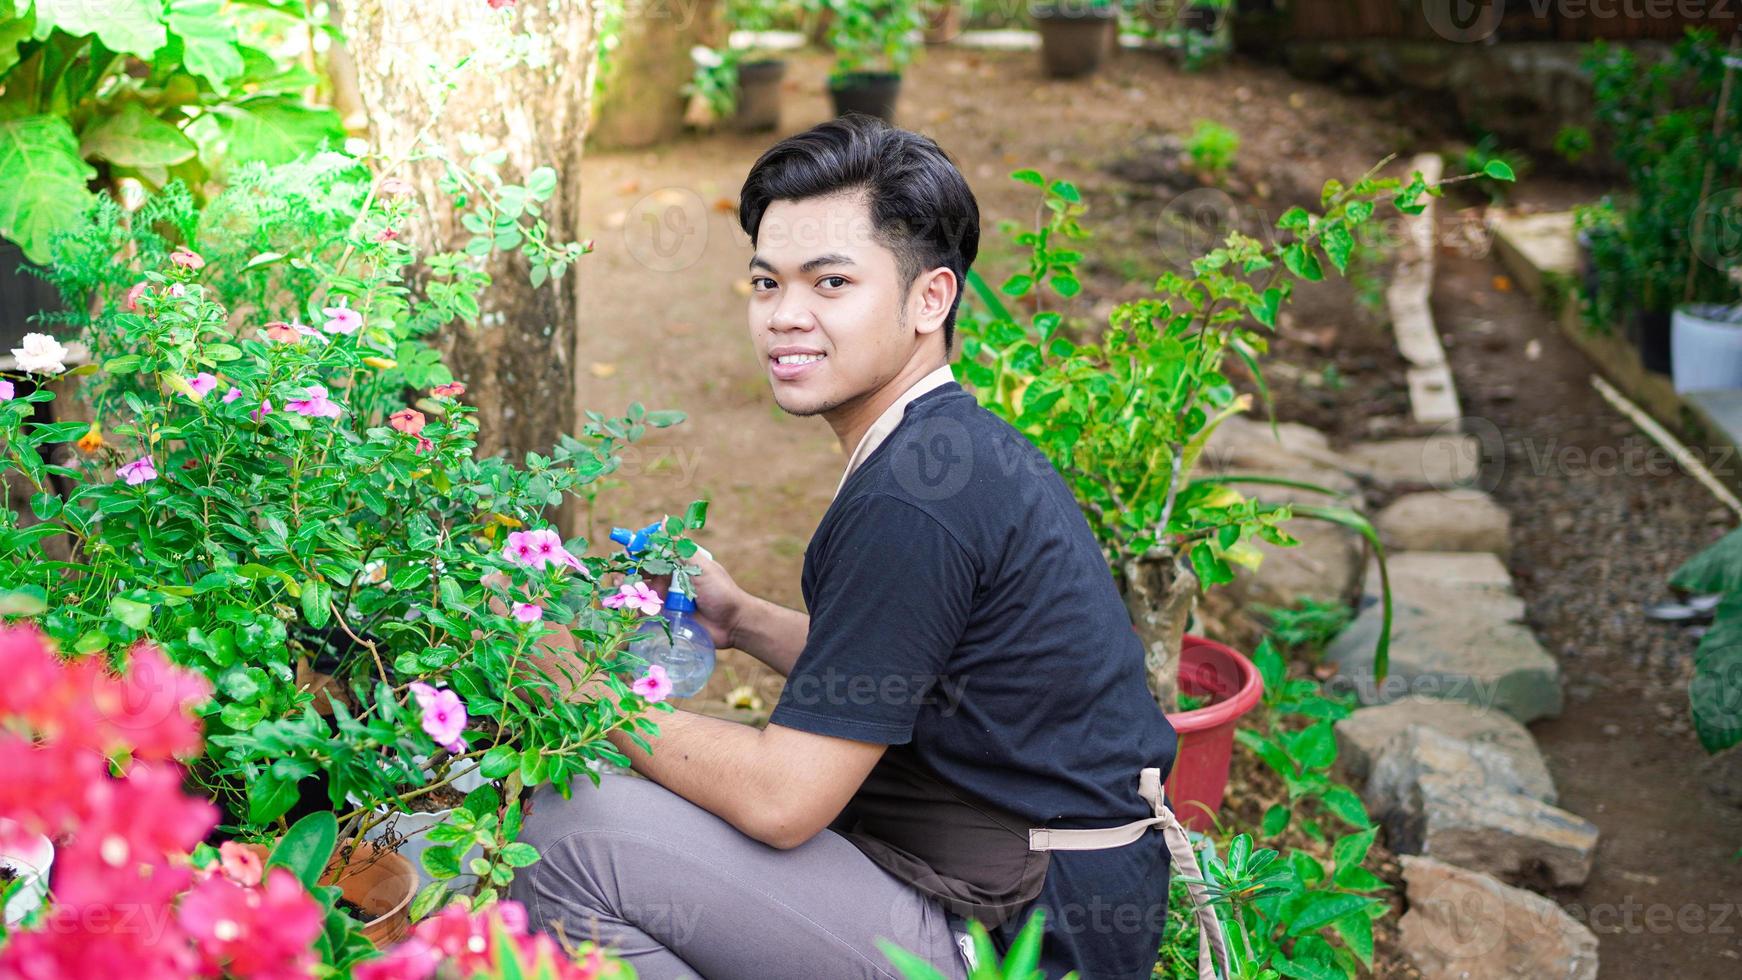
[11,333,68,375]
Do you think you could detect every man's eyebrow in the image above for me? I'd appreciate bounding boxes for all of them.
[747,253,858,274]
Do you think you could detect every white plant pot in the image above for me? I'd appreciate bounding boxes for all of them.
[2,826,54,925]
[352,760,487,888]
[1671,303,1742,393]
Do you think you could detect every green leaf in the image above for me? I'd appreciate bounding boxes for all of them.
[301,578,331,628]
[1332,826,1378,872]
[421,842,463,880]
[877,942,952,980]
[1670,527,1742,593]
[1048,179,1081,203]
[34,0,167,59]
[79,101,197,167]
[0,9,35,76]
[167,0,245,93]
[1262,803,1291,837]
[499,842,539,868]
[1009,168,1045,187]
[1282,242,1323,282]
[999,273,1034,297]
[208,99,344,167]
[1482,159,1517,182]
[1322,222,1355,274]
[408,880,449,923]
[1333,908,1376,968]
[0,116,98,263]
[270,811,338,890]
[1287,892,1375,936]
[1319,785,1373,829]
[110,595,152,631]
[480,745,519,779]
[247,771,301,824]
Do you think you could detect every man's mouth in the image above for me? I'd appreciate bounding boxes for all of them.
[774,353,824,366]
[769,350,826,381]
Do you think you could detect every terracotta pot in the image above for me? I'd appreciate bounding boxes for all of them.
[734,59,787,132]
[237,838,418,947]
[1034,5,1118,79]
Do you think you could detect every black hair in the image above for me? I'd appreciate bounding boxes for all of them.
[738,114,981,352]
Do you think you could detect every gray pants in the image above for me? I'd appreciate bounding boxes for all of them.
[510,774,972,980]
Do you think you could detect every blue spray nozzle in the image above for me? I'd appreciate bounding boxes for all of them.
[609,520,664,559]
[663,591,697,613]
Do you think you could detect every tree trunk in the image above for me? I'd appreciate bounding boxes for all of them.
[336,0,598,464]
[589,0,719,150]
[1123,554,1197,711]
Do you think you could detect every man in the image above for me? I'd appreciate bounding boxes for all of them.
[511,116,1178,979]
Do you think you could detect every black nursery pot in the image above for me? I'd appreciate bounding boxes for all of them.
[829,71,902,123]
[735,59,787,132]
[1635,308,1673,375]
[1034,5,1118,79]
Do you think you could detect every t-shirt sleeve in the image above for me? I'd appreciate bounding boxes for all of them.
[770,491,977,744]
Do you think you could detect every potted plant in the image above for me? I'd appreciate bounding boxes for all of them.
[688,0,792,132]
[1033,1,1119,79]
[955,160,1507,823]
[821,0,926,121]
[1582,29,1742,375]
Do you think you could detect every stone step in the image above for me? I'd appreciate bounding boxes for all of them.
[1375,489,1512,557]
[1335,698,1551,801]
[1399,857,1599,980]
[1325,552,1561,723]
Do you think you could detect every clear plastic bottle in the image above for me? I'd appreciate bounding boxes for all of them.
[629,588,716,698]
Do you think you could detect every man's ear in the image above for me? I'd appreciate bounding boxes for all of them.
[911,266,958,339]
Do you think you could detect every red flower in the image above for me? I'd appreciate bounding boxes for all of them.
[430,381,466,398]
[181,867,324,979]
[124,281,149,312]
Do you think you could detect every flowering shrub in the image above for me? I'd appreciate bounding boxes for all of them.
[0,624,627,978]
[0,151,704,922]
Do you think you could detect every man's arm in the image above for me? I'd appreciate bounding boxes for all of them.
[607,713,883,849]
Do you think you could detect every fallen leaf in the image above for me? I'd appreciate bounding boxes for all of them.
[712,196,735,213]
[589,362,618,378]
[1492,275,1512,292]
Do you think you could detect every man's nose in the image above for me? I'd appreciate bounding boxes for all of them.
[765,295,817,332]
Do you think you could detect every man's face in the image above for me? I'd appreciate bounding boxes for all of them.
[747,191,918,418]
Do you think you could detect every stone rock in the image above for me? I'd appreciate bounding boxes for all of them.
[1335,699,1549,795]
[1371,728,1596,888]
[1399,856,1599,980]
[1702,746,1742,809]
[1342,434,1481,490]
[1376,489,1512,557]
[1325,552,1561,723]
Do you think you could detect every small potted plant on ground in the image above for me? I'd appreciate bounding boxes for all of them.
[821,0,926,121]
[1033,0,1118,79]
[956,159,1509,823]
[687,0,792,132]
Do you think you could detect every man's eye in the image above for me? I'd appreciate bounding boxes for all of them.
[819,275,848,288]
[751,277,776,291]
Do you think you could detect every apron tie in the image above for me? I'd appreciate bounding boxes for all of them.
[1027,767,1230,980]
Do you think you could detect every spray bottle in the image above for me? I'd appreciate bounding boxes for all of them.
[610,520,716,698]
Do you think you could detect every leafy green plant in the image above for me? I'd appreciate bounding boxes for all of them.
[685,46,745,120]
[1553,124,1594,166]
[0,145,701,927]
[0,0,343,262]
[1582,29,1742,321]
[1457,134,1528,203]
[952,155,1515,707]
[1666,526,1742,752]
[1185,120,1239,184]
[1572,196,1626,335]
[882,908,1071,980]
[1160,831,1387,980]
[1241,639,1366,842]
[1253,599,1352,660]
[817,0,926,77]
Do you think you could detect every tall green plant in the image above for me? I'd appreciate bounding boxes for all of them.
[0,0,343,263]
[1667,527,1742,752]
[817,0,925,77]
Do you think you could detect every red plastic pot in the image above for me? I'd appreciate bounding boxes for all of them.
[1163,635,1264,831]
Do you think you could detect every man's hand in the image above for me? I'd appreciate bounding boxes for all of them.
[648,547,742,649]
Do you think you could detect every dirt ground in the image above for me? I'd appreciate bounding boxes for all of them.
[572,42,1742,977]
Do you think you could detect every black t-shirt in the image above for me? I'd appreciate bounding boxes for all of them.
[770,382,1178,979]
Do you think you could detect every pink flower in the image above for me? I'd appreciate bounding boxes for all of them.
[124,282,148,311]
[321,304,363,335]
[511,602,543,624]
[389,408,425,435]
[217,841,262,887]
[222,386,242,404]
[117,457,158,485]
[409,683,467,753]
[488,0,517,9]
[0,379,13,401]
[414,436,434,455]
[187,372,218,398]
[285,385,342,419]
[373,227,400,242]
[603,581,663,616]
[632,665,673,702]
[167,283,187,298]
[501,528,582,573]
[250,399,273,422]
[430,381,466,398]
[353,938,441,980]
[169,247,204,270]
[180,867,323,978]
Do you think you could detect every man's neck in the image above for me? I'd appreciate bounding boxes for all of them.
[827,355,949,457]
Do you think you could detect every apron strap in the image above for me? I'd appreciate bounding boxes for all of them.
[1026,768,1230,980]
